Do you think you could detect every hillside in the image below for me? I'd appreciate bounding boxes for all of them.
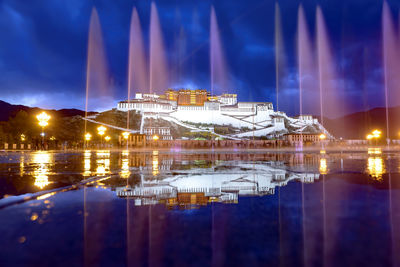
[0,100,96,121]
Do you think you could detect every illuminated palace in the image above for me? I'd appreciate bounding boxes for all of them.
[117,88,330,139]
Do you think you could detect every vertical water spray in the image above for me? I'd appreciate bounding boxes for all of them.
[149,2,168,94]
[127,8,148,132]
[274,3,282,111]
[382,1,397,143]
[84,8,109,137]
[316,7,340,127]
[297,5,312,118]
[210,6,230,96]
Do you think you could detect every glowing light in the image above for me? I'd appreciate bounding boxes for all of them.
[319,158,327,175]
[372,129,381,138]
[368,156,385,181]
[83,150,91,176]
[36,112,51,127]
[152,150,159,176]
[105,136,111,142]
[319,133,326,140]
[122,132,130,140]
[85,133,92,141]
[20,134,26,142]
[120,158,130,178]
[368,148,382,155]
[366,134,373,140]
[96,150,110,176]
[37,192,56,200]
[153,135,159,141]
[32,151,52,189]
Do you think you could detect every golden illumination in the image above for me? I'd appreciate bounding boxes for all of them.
[122,132,130,140]
[372,129,381,138]
[97,125,106,136]
[32,151,52,189]
[120,158,130,179]
[105,136,111,142]
[36,112,51,127]
[152,150,159,176]
[153,135,159,141]
[368,156,385,181]
[96,150,110,176]
[319,158,327,175]
[85,132,92,141]
[83,150,91,176]
[366,134,373,140]
[20,134,26,142]
[368,148,382,155]
[319,133,326,140]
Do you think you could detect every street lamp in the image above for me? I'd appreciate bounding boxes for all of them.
[366,129,381,146]
[36,111,51,148]
[85,132,92,148]
[153,135,159,141]
[97,126,106,146]
[105,136,111,142]
[122,131,130,140]
[20,134,26,142]
[85,132,92,141]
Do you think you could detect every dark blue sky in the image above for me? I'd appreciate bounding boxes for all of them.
[1,0,399,116]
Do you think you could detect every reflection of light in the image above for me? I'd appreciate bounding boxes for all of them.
[20,154,25,177]
[32,151,52,189]
[96,150,110,176]
[37,192,56,200]
[320,150,326,154]
[368,156,385,181]
[368,148,382,155]
[122,150,129,157]
[83,150,91,176]
[34,174,50,189]
[152,150,159,176]
[120,159,130,178]
[319,158,327,175]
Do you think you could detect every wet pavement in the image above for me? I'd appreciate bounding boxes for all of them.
[0,149,399,266]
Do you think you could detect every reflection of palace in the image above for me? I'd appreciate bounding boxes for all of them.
[116,161,319,208]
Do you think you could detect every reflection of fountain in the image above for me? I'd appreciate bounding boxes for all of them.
[32,151,52,189]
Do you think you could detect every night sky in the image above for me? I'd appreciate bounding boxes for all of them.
[1,0,399,116]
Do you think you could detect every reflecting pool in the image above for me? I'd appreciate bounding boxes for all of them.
[0,149,399,266]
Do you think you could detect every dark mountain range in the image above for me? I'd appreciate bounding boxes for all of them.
[322,106,400,139]
[0,100,97,121]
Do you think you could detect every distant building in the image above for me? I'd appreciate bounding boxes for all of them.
[283,133,322,145]
[116,88,328,139]
[143,127,173,140]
